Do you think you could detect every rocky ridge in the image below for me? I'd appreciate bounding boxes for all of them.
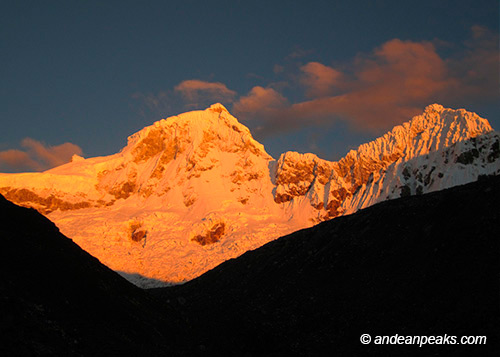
[274,104,499,219]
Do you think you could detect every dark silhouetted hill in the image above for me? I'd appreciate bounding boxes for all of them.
[1,175,499,356]
[0,194,192,356]
[153,175,500,356]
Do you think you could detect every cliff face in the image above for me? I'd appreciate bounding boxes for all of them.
[0,103,498,286]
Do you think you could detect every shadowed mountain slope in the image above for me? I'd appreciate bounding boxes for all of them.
[0,195,192,356]
[1,175,498,356]
[153,175,500,356]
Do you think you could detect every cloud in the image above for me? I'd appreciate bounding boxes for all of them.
[21,138,83,168]
[134,26,498,139]
[0,139,82,172]
[174,79,236,108]
[239,39,450,134]
[0,150,42,171]
[273,64,285,74]
[131,91,174,119]
[233,86,288,116]
[286,47,314,59]
[300,62,342,98]
[446,25,499,102]
[357,39,449,99]
[328,38,452,129]
[132,80,238,119]
[237,26,499,135]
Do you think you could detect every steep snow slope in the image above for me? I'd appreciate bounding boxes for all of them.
[0,103,499,286]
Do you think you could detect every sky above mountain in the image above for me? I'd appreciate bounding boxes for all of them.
[1,0,499,172]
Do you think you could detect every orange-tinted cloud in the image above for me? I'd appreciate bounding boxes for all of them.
[330,38,452,129]
[0,149,42,171]
[174,79,236,108]
[0,139,83,172]
[236,39,450,133]
[133,79,238,118]
[21,138,83,168]
[300,62,342,98]
[233,86,288,117]
[237,26,498,135]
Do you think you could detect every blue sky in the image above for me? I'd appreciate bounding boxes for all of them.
[1,0,498,172]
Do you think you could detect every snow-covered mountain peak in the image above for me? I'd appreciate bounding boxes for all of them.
[86,105,274,209]
[424,103,444,112]
[347,104,493,164]
[207,102,229,112]
[274,105,497,220]
[124,103,266,161]
[0,104,498,287]
[405,103,492,140]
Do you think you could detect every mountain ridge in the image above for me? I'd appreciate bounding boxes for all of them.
[0,103,498,286]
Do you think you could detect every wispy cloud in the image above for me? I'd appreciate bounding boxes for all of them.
[174,79,236,108]
[0,149,41,171]
[294,38,452,130]
[131,90,174,120]
[446,25,499,102]
[0,138,82,172]
[132,80,237,119]
[131,26,498,138]
[299,62,342,98]
[233,26,499,135]
[286,46,314,60]
[233,86,288,116]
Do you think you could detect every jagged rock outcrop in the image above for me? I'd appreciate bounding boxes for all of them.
[0,103,498,286]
